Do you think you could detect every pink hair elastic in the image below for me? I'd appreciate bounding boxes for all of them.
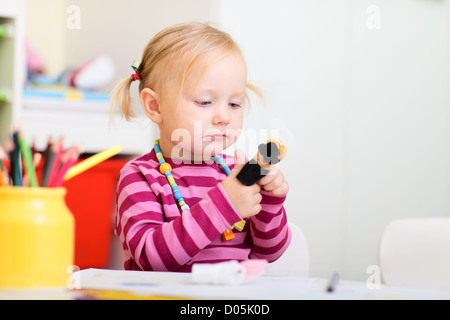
[131,73,140,81]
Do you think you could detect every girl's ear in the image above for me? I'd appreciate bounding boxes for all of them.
[140,88,162,123]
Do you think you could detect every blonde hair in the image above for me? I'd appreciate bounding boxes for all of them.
[110,22,260,121]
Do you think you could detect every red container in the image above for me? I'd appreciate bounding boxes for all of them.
[63,158,128,269]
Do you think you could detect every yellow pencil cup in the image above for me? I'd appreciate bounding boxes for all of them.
[0,187,75,289]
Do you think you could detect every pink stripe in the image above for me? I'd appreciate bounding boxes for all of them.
[260,203,284,214]
[134,158,159,168]
[118,181,154,206]
[177,209,212,249]
[178,176,223,188]
[253,211,285,229]
[172,218,200,257]
[139,166,164,180]
[140,229,166,270]
[191,246,250,262]
[250,227,291,261]
[181,184,221,200]
[208,183,242,226]
[118,191,158,217]
[119,203,163,235]
[124,215,161,245]
[260,191,286,204]
[252,224,290,247]
[118,171,146,191]
[161,220,194,263]
[172,166,224,180]
[151,224,182,270]
[190,203,222,242]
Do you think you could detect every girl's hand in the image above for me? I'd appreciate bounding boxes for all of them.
[221,149,262,219]
[257,165,289,196]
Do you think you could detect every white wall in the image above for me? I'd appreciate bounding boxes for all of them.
[214,0,450,281]
[24,0,450,281]
[343,0,450,281]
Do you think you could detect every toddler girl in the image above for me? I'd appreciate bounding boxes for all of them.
[110,22,291,272]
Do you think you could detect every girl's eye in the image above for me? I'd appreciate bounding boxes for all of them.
[195,100,212,106]
[229,102,242,108]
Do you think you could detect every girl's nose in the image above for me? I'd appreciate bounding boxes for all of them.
[212,104,231,125]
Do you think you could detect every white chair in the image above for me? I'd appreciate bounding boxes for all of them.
[264,222,310,277]
[378,218,450,290]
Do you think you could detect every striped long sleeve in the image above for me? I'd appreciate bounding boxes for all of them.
[115,149,291,272]
[249,190,290,262]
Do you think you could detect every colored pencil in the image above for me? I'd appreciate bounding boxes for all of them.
[39,137,53,186]
[0,169,5,186]
[11,131,22,186]
[1,131,121,188]
[41,141,57,187]
[4,139,14,184]
[326,272,340,293]
[51,146,80,187]
[46,138,64,187]
[64,144,122,181]
[18,133,38,187]
[0,143,10,173]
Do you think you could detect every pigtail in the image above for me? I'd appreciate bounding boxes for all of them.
[109,76,135,121]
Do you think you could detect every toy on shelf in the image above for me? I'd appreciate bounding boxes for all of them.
[26,41,115,92]
[28,54,115,92]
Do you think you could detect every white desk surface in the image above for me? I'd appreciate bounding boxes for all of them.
[1,268,450,300]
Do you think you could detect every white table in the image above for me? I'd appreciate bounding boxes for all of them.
[69,268,450,300]
[2,268,449,300]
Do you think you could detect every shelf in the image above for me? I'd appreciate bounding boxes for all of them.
[23,86,110,113]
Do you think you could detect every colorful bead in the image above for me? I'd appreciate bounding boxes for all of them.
[222,165,231,175]
[233,220,246,232]
[159,162,172,174]
[222,228,235,241]
[167,174,176,187]
[212,155,224,165]
[173,191,183,201]
[154,140,161,152]
[212,155,231,175]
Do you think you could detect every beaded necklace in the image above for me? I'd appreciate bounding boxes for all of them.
[153,139,245,240]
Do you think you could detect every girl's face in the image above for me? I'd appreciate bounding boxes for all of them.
[159,52,247,161]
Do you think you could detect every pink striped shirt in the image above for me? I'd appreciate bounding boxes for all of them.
[114,149,291,272]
